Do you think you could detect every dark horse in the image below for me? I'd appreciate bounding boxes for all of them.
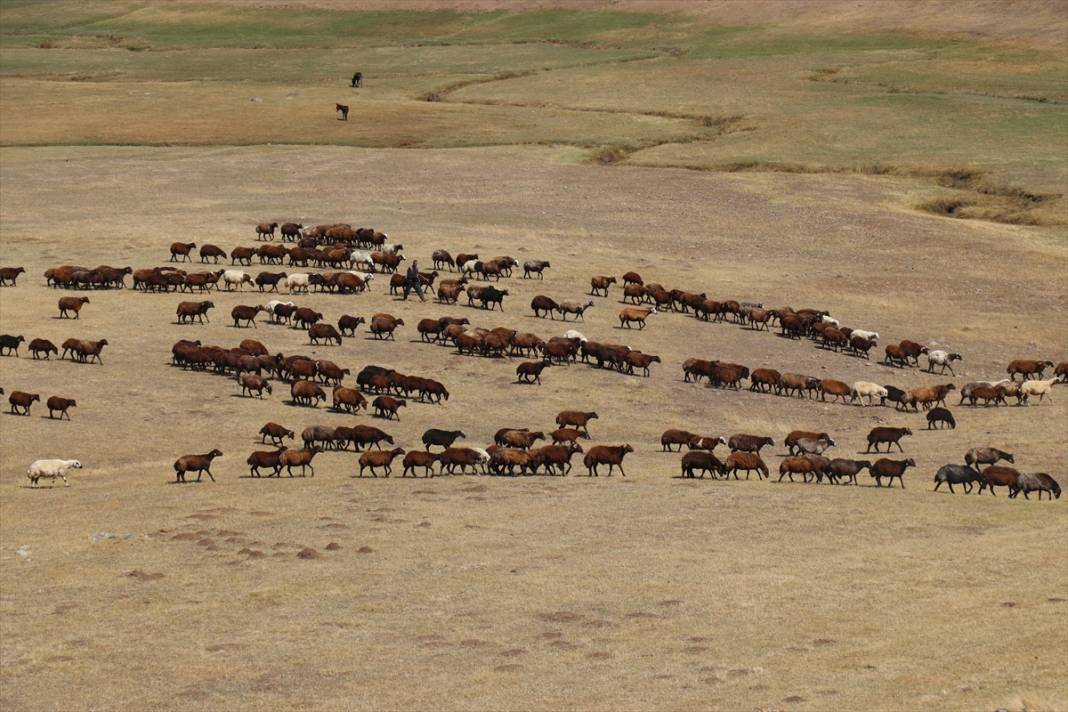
[351,72,363,88]
[336,103,349,121]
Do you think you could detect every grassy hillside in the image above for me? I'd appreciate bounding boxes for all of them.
[1,1,1065,226]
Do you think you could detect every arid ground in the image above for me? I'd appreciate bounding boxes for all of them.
[1,3,1067,711]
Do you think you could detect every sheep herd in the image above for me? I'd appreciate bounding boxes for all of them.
[2,218,1065,500]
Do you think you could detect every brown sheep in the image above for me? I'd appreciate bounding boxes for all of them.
[173,449,222,483]
[308,323,342,346]
[0,266,26,286]
[624,351,661,377]
[621,271,643,286]
[500,430,545,450]
[332,386,367,414]
[28,338,58,360]
[516,360,550,384]
[58,296,90,319]
[661,428,696,452]
[583,444,633,477]
[1006,359,1055,381]
[370,313,404,340]
[290,379,326,407]
[778,456,820,483]
[688,435,726,452]
[883,343,910,368]
[966,384,1007,407]
[231,305,265,328]
[372,395,406,420]
[176,300,214,324]
[230,246,256,265]
[865,427,912,453]
[292,307,323,329]
[681,450,724,479]
[279,447,319,477]
[259,422,294,446]
[590,275,616,297]
[618,306,657,329]
[785,431,832,455]
[550,428,583,445]
[749,367,781,393]
[728,434,774,453]
[905,383,956,411]
[9,390,39,415]
[532,443,583,475]
[0,334,24,357]
[247,448,286,477]
[819,379,851,403]
[238,373,272,399]
[556,410,597,437]
[338,314,366,337]
[358,447,405,477]
[256,221,279,240]
[870,458,915,488]
[169,242,196,262]
[72,339,108,364]
[437,281,466,304]
[199,244,226,263]
[402,450,438,478]
[724,452,769,480]
[530,295,560,319]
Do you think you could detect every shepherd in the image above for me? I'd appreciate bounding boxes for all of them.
[403,259,426,302]
[351,72,363,88]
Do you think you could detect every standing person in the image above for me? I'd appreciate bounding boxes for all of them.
[403,259,426,302]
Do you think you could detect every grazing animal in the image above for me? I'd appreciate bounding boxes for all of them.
[176,300,214,325]
[422,429,465,451]
[793,436,835,455]
[926,407,956,429]
[778,456,820,483]
[0,334,25,357]
[238,373,272,399]
[45,396,76,420]
[255,222,279,240]
[369,313,404,340]
[351,72,363,88]
[624,351,661,377]
[0,266,26,286]
[688,435,726,452]
[9,391,39,415]
[438,447,489,475]
[523,260,551,279]
[358,448,405,477]
[933,464,982,494]
[850,381,888,406]
[402,450,438,478]
[336,103,349,120]
[557,299,594,321]
[28,338,58,360]
[785,431,832,455]
[661,429,696,452]
[290,379,326,407]
[247,449,286,477]
[173,449,222,483]
[221,270,253,290]
[590,275,616,296]
[259,422,294,446]
[372,395,406,420]
[977,465,1021,495]
[169,242,196,262]
[728,434,774,453]
[583,444,633,477]
[819,379,852,403]
[199,244,227,263]
[618,306,656,329]
[681,451,724,479]
[870,458,914,488]
[530,295,559,319]
[231,305,265,328]
[308,323,342,346]
[556,410,598,437]
[964,447,1014,468]
[825,459,870,485]
[866,427,912,453]
[58,297,90,319]
[280,447,319,477]
[1055,362,1068,383]
[926,350,962,375]
[27,459,82,487]
[1006,359,1055,381]
[1018,378,1056,404]
[516,360,550,384]
[332,386,367,414]
[1012,472,1061,500]
[723,451,768,480]
[337,314,366,337]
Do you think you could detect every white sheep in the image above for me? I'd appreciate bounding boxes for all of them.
[1019,378,1056,404]
[470,447,491,474]
[379,243,403,255]
[851,329,879,342]
[819,315,840,327]
[263,300,295,321]
[221,269,252,291]
[925,349,962,375]
[562,329,588,343]
[460,259,480,276]
[283,273,311,293]
[850,381,887,406]
[349,251,375,269]
[27,459,82,488]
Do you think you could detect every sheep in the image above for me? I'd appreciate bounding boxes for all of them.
[1018,378,1056,404]
[556,410,597,438]
[870,458,914,488]
[422,429,465,451]
[27,459,82,488]
[681,450,724,479]
[926,350,962,375]
[530,295,560,319]
[905,383,956,411]
[231,305,265,328]
[1011,472,1061,500]
[256,221,279,240]
[523,260,551,279]
[438,447,488,475]
[557,299,594,321]
[358,447,405,477]
[283,273,312,293]
[728,434,774,453]
[562,329,588,343]
[246,448,286,477]
[432,250,455,271]
[176,300,214,325]
[372,395,406,420]
[723,452,768,480]
[1056,361,1068,383]
[618,306,656,329]
[308,323,342,346]
[850,381,888,406]
[8,391,39,415]
[977,465,1020,495]
[866,427,912,453]
[173,449,222,483]
[516,360,550,384]
[45,396,77,420]
[825,459,870,485]
[1006,359,1055,381]
[926,407,956,429]
[661,429,696,452]
[778,456,820,483]
[238,373,272,399]
[369,313,404,340]
[332,386,367,414]
[965,447,1014,468]
[58,296,90,319]
[0,334,25,357]
[280,448,319,477]
[259,422,294,446]
[220,269,252,291]
[28,338,58,360]
[688,435,726,452]
[532,443,583,476]
[290,379,326,407]
[583,444,633,477]
[794,436,835,456]
[402,450,439,478]
[0,266,26,286]
[932,464,982,494]
[169,241,196,262]
[590,275,616,297]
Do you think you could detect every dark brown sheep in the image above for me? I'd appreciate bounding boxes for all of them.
[402,450,438,478]
[0,267,26,286]
[173,449,222,483]
[28,338,58,360]
[681,450,724,479]
[9,390,39,415]
[231,305,265,328]
[590,275,616,297]
[1006,359,1055,381]
[516,360,550,384]
[279,447,319,477]
[238,373,272,399]
[308,323,342,346]
[347,425,394,451]
[332,386,367,414]
[369,313,404,340]
[723,452,768,480]
[661,428,696,452]
[199,244,226,263]
[865,427,912,453]
[169,242,196,262]
[358,447,405,477]
[0,334,24,357]
[532,443,582,476]
[583,444,633,476]
[555,410,598,437]
[338,314,366,337]
[70,339,108,364]
[290,379,326,407]
[259,422,294,446]
[247,448,286,477]
[870,458,915,488]
[438,447,488,475]
[43,396,76,420]
[728,434,774,453]
[624,351,661,377]
[372,395,406,420]
[58,296,90,319]
[256,221,279,240]
[176,300,214,324]
[422,429,465,451]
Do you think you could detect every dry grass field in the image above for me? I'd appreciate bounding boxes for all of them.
[1,3,1067,711]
